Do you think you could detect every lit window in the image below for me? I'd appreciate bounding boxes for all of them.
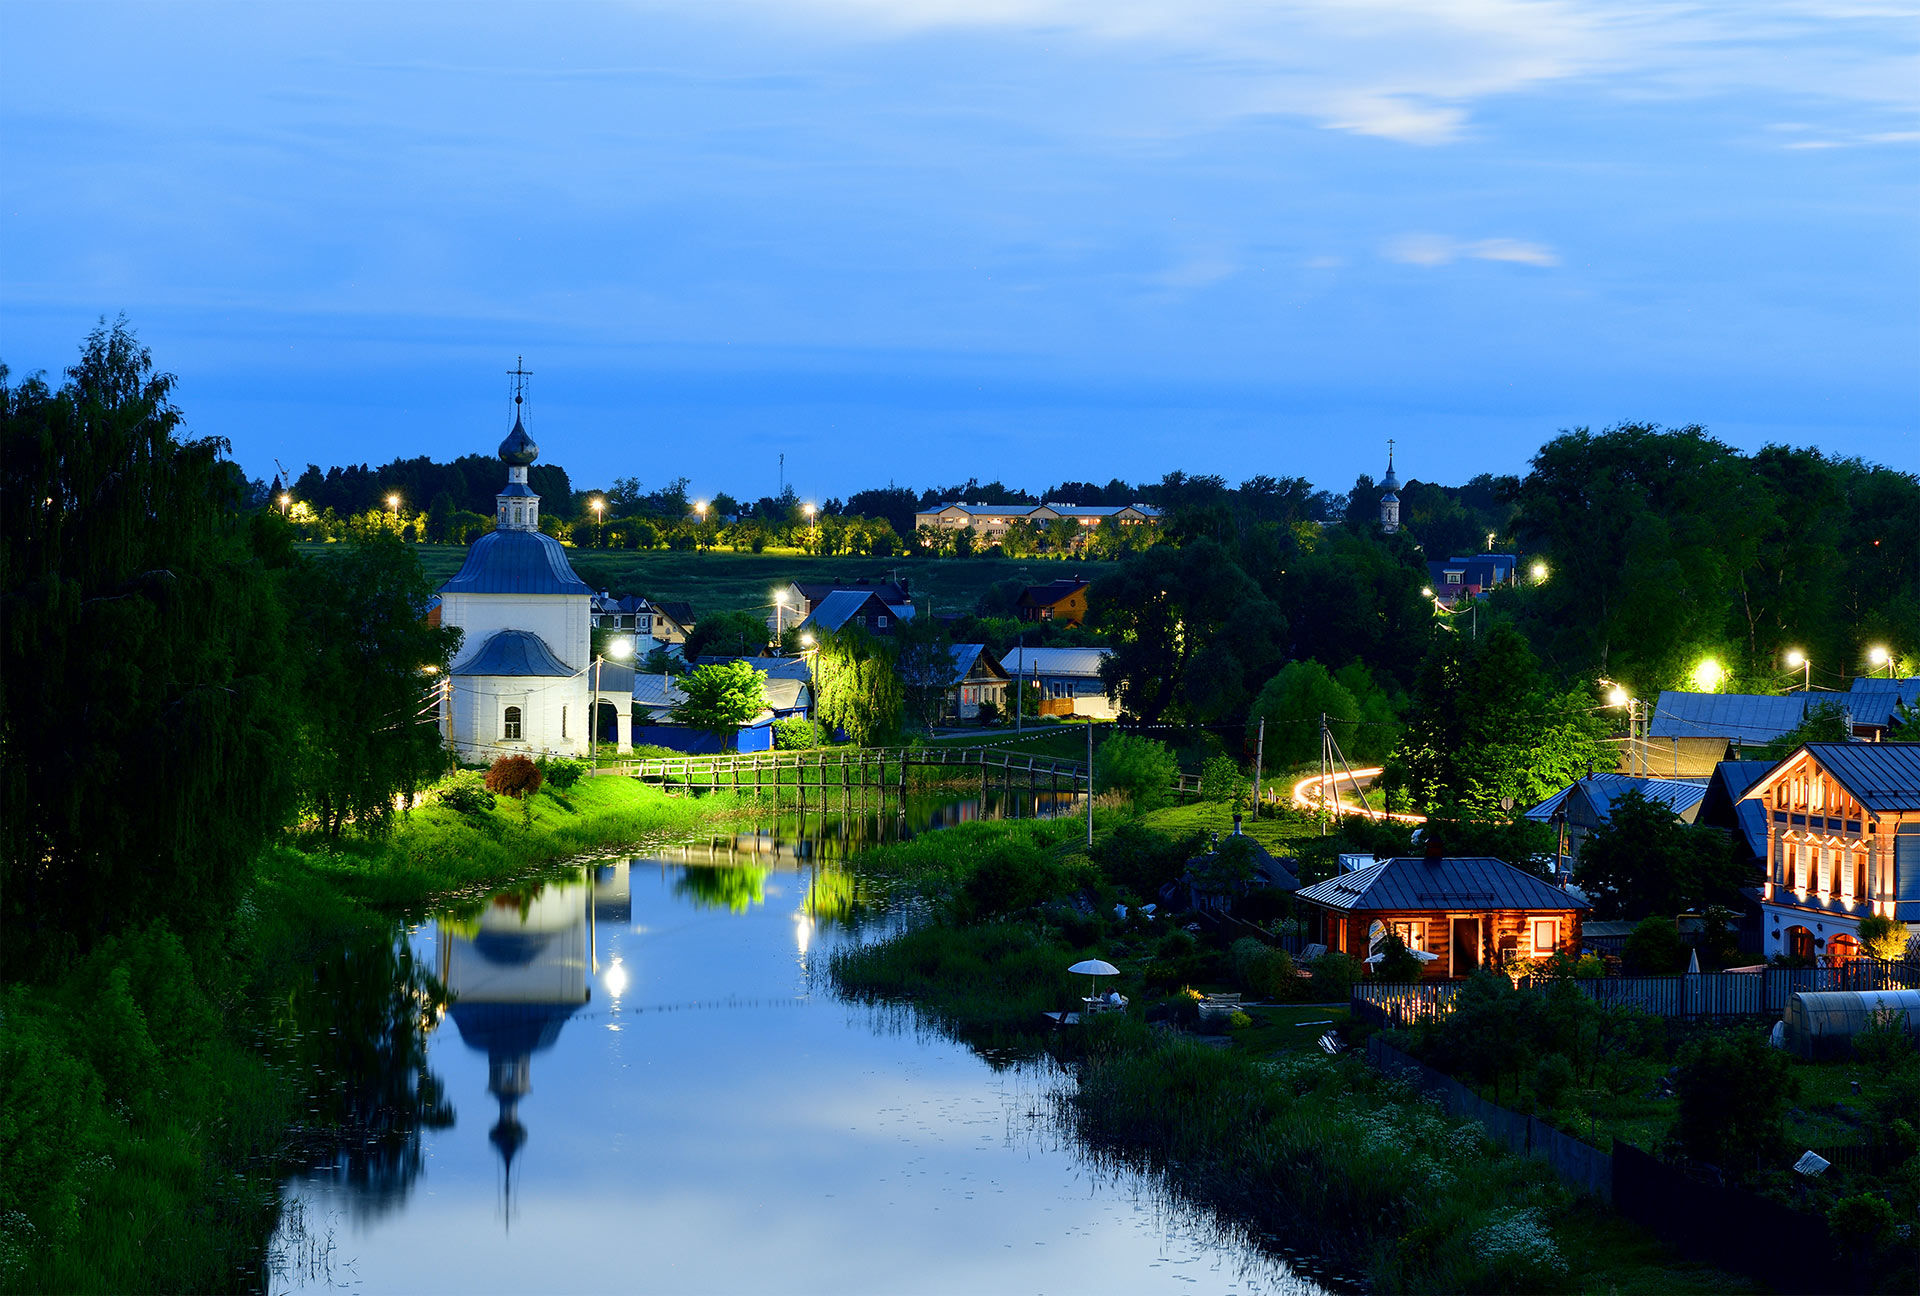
[503,706,522,741]
[1444,570,1464,584]
[876,615,889,628]
[1816,846,1832,894]
[1529,918,1558,954]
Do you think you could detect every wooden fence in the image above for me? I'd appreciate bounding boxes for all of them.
[1352,959,1920,1027]
[597,744,1091,802]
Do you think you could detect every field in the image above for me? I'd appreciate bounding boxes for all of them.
[297,542,1118,618]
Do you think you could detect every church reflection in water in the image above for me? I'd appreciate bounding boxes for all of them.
[437,863,630,1208]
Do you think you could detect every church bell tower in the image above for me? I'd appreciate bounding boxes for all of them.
[496,358,542,532]
[1379,440,1401,534]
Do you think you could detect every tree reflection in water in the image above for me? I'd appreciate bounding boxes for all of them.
[673,864,768,913]
[282,925,453,1220]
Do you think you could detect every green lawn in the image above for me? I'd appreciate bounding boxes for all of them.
[298,542,1117,618]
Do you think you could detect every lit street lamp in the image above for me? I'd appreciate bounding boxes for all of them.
[1530,561,1548,582]
[592,497,605,547]
[387,493,401,531]
[1785,648,1810,692]
[1868,645,1895,678]
[772,588,789,639]
[804,502,817,551]
[1692,658,1725,692]
[279,492,291,517]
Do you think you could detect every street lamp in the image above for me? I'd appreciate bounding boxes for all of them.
[1692,658,1725,692]
[279,492,291,517]
[592,497,605,547]
[1785,649,1810,692]
[1868,645,1893,678]
[804,502,817,551]
[1421,586,1434,598]
[1530,561,1548,582]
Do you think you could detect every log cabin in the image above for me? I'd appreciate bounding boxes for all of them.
[1294,847,1589,978]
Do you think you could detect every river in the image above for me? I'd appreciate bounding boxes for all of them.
[269,792,1332,1295]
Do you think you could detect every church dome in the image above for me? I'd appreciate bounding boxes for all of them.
[438,528,591,596]
[498,413,539,466]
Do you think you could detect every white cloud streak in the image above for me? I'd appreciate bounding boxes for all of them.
[1385,234,1560,267]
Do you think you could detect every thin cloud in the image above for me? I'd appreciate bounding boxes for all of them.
[1385,235,1559,268]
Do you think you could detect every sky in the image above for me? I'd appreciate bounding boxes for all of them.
[2,1,1916,503]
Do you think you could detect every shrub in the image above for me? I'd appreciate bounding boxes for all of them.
[1623,915,1686,974]
[1858,912,1912,961]
[977,699,1000,726]
[1375,931,1425,982]
[1229,938,1298,1000]
[1092,822,1197,896]
[485,754,544,800]
[1673,1029,1795,1175]
[1227,1010,1252,1029]
[0,996,104,1248]
[1852,1003,1918,1076]
[1828,1193,1897,1248]
[1309,951,1361,1002]
[1198,754,1248,806]
[1533,1053,1576,1109]
[954,838,1065,923]
[540,756,587,790]
[1093,733,1179,812]
[772,716,825,750]
[439,771,495,815]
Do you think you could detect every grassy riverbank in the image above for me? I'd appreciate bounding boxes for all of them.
[825,808,1757,1295]
[0,776,752,1292]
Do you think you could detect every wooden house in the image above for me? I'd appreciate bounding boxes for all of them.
[1017,577,1091,625]
[1740,742,1920,965]
[1294,848,1589,978]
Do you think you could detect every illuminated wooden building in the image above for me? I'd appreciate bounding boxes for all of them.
[1740,742,1920,964]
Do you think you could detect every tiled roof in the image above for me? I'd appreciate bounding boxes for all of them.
[439,529,591,596]
[452,630,574,677]
[998,645,1111,679]
[1799,741,1920,813]
[1649,690,1820,741]
[1296,856,1588,913]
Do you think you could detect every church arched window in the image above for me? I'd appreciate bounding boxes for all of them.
[503,706,522,741]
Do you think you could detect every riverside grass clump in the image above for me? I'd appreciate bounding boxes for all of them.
[1067,1016,1738,1296]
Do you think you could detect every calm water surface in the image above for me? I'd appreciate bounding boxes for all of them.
[271,794,1331,1295]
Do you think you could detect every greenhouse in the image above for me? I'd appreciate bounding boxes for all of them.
[1780,987,1920,1060]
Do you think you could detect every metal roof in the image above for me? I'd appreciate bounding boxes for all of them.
[1798,742,1920,813]
[1649,690,1822,741]
[1296,856,1589,913]
[802,589,896,633]
[793,581,912,611]
[439,529,592,596]
[694,654,812,681]
[998,645,1112,679]
[497,414,539,466]
[1523,773,1708,821]
[452,630,574,678]
[1844,678,1920,728]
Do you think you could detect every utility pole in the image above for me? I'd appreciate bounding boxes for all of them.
[1014,637,1023,731]
[1086,717,1094,847]
[1319,712,1330,835]
[1251,716,1266,820]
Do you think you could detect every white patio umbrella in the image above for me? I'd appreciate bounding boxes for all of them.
[1068,958,1120,1001]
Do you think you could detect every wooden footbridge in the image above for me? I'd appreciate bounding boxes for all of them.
[598,744,1091,802]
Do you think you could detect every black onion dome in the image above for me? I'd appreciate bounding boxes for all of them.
[498,413,539,466]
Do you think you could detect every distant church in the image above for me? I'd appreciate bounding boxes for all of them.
[438,372,635,757]
[1378,440,1401,534]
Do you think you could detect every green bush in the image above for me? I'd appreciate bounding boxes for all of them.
[1198,754,1248,806]
[1093,733,1179,811]
[1623,916,1686,974]
[955,837,1067,923]
[438,771,495,815]
[1852,1003,1918,1075]
[1828,1192,1897,1248]
[1230,938,1300,1001]
[1092,822,1199,896]
[1857,912,1912,961]
[1375,931,1425,982]
[540,756,588,790]
[1673,1029,1795,1175]
[1533,1053,1576,1109]
[773,716,826,750]
[0,995,105,1247]
[1310,951,1361,1002]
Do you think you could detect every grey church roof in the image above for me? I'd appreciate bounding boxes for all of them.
[452,630,574,678]
[1296,856,1588,913]
[440,528,592,596]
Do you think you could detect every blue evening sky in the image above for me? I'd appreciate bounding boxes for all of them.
[2,1,1915,502]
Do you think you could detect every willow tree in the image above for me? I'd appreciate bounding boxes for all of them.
[1,320,294,959]
[812,626,902,746]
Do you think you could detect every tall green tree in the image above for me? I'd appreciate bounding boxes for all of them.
[1388,624,1614,815]
[812,626,902,746]
[1,321,295,957]
[1092,538,1286,725]
[1245,661,1360,770]
[894,613,957,732]
[683,608,771,658]
[1575,788,1746,920]
[671,660,765,748]
[288,531,462,837]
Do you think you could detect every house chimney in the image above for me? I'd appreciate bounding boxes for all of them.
[1424,835,1444,865]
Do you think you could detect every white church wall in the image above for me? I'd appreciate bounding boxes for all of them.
[442,593,591,674]
[449,673,593,760]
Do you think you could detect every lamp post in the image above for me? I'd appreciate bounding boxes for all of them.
[804,503,817,552]
[1868,645,1893,679]
[772,588,788,641]
[1530,560,1548,583]
[387,493,401,530]
[1605,681,1645,776]
[694,500,708,550]
[279,492,291,517]
[1786,649,1810,692]
[592,497,605,548]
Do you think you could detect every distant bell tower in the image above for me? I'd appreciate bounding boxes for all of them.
[496,357,542,532]
[1379,439,1401,534]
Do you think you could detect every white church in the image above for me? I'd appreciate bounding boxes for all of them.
[437,396,640,758]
